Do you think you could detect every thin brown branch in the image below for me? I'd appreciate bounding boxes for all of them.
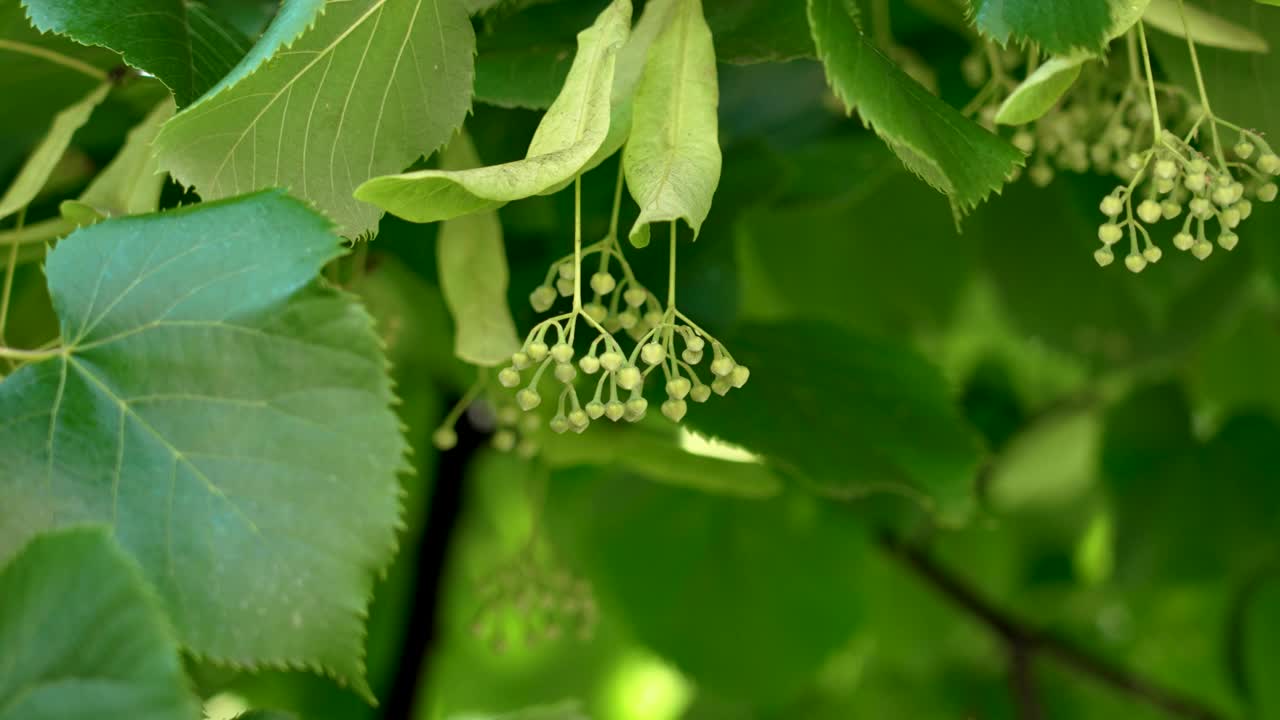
[880,534,1229,720]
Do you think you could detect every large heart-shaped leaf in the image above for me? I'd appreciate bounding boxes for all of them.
[0,528,201,720]
[155,0,475,237]
[0,191,405,696]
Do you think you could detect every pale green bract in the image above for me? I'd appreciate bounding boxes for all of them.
[354,0,632,224]
[436,133,521,367]
[1143,0,1269,53]
[0,81,109,220]
[0,192,405,698]
[61,98,176,223]
[592,0,677,169]
[807,0,1022,218]
[155,0,475,237]
[623,0,721,248]
[996,54,1093,125]
[0,528,201,720]
[22,0,251,106]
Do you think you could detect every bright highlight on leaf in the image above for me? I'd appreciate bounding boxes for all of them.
[155,0,475,237]
[21,0,251,106]
[623,0,722,248]
[0,528,202,720]
[0,191,406,698]
[996,54,1093,125]
[807,0,1023,218]
[354,0,632,225]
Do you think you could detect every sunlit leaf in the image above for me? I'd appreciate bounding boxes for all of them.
[970,0,1152,54]
[61,98,175,223]
[996,54,1092,126]
[1143,0,1268,53]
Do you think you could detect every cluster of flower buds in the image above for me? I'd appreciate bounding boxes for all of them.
[432,393,544,456]
[497,233,748,435]
[470,550,598,652]
[1093,129,1279,271]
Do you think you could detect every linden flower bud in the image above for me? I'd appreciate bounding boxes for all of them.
[624,397,648,422]
[579,355,600,374]
[550,415,570,434]
[1184,174,1207,193]
[711,356,736,377]
[1100,195,1124,217]
[1029,164,1054,187]
[599,351,623,372]
[1173,232,1195,251]
[1094,247,1114,267]
[530,286,557,312]
[1155,178,1176,195]
[1222,208,1241,229]
[1124,253,1147,273]
[1126,153,1144,171]
[1188,157,1209,175]
[661,399,688,423]
[1193,240,1214,260]
[616,366,642,390]
[1143,245,1162,263]
[550,342,574,364]
[590,272,616,295]
[1259,153,1280,174]
[558,262,576,280]
[554,363,577,384]
[711,378,732,396]
[643,310,664,328]
[497,405,520,426]
[493,430,516,452]
[1162,201,1182,220]
[584,303,608,324]
[1212,186,1236,207]
[1154,159,1178,180]
[1236,140,1256,159]
[690,384,712,403]
[498,367,522,388]
[682,349,703,365]
[511,351,532,370]
[623,287,647,308]
[1258,183,1278,202]
[1219,231,1239,251]
[516,388,542,411]
[556,277,574,297]
[1013,130,1035,154]
[641,342,665,366]
[1098,223,1123,245]
[617,311,638,330]
[432,427,457,450]
[666,377,692,400]
[586,400,606,419]
[605,400,626,421]
[568,409,589,432]
[1137,200,1162,224]
[1237,199,1254,220]
[1190,198,1213,220]
[730,365,751,388]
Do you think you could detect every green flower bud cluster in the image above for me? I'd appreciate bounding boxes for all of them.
[432,387,543,457]
[1093,128,1278,271]
[470,548,598,652]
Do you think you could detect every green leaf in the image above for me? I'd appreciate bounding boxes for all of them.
[986,405,1101,512]
[970,0,1152,54]
[547,469,870,703]
[807,0,1022,218]
[448,701,589,720]
[472,0,609,110]
[208,0,326,96]
[703,0,814,63]
[236,712,298,720]
[354,0,631,224]
[687,321,981,524]
[995,54,1092,126]
[0,191,406,697]
[61,98,175,223]
[0,527,201,720]
[0,81,110,220]
[1143,0,1269,53]
[436,133,521,366]
[21,0,252,106]
[623,0,721,248]
[1243,579,1280,718]
[155,0,475,237]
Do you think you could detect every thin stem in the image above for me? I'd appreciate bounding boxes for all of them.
[1177,0,1226,165]
[0,208,25,347]
[0,40,107,80]
[0,346,63,363]
[667,222,677,309]
[573,177,584,312]
[439,372,488,429]
[1136,22,1163,145]
[1126,29,1142,85]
